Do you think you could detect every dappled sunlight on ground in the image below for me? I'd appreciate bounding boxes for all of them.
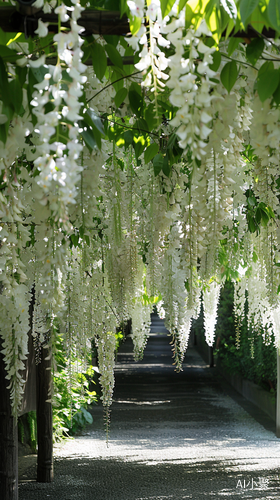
[19,348,280,499]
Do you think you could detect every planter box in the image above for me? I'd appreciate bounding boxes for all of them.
[218,364,276,422]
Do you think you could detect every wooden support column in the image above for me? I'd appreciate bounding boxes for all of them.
[208,346,214,368]
[276,350,280,438]
[36,342,53,482]
[0,338,18,500]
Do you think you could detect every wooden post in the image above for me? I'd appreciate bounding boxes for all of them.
[36,342,53,482]
[208,346,214,367]
[0,338,18,500]
[276,350,280,438]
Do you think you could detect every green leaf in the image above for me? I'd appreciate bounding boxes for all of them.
[70,234,79,247]
[273,82,280,105]
[80,407,93,424]
[153,153,164,176]
[161,0,174,18]
[250,5,266,34]
[105,44,123,69]
[267,0,280,33]
[239,0,259,26]
[144,143,159,164]
[135,118,149,134]
[247,215,258,233]
[7,32,24,46]
[256,204,271,227]
[129,89,143,117]
[16,66,27,87]
[220,61,238,93]
[124,130,134,144]
[82,108,105,150]
[209,50,221,71]
[178,0,187,13]
[252,251,258,263]
[9,79,23,115]
[30,65,49,83]
[129,15,142,35]
[120,0,129,18]
[185,4,194,28]
[258,61,273,77]
[129,81,142,96]
[162,156,170,177]
[144,106,157,131]
[0,56,10,102]
[91,43,107,81]
[86,108,105,136]
[259,202,275,220]
[0,45,20,62]
[157,99,172,113]
[0,123,7,144]
[247,196,256,208]
[111,69,124,93]
[114,88,128,108]
[246,38,264,65]
[257,68,280,102]
[81,42,91,64]
[166,134,176,150]
[220,0,237,19]
[103,35,120,48]
[205,2,221,41]
[227,37,242,57]
[79,119,97,152]
[133,137,145,159]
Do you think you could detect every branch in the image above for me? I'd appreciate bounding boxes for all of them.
[219,52,257,70]
[85,269,119,320]
[46,56,136,67]
[101,116,159,137]
[87,71,141,103]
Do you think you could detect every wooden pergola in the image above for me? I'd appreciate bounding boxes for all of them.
[0,4,280,500]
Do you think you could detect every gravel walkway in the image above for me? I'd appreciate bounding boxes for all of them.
[19,335,280,499]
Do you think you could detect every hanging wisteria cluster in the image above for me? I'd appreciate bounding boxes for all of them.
[1,0,280,418]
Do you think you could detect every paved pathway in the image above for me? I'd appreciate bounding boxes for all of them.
[19,332,280,499]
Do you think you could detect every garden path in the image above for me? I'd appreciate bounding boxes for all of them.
[19,322,280,499]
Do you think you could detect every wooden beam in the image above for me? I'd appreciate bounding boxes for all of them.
[0,6,277,39]
[0,7,130,36]
[0,338,18,500]
[36,342,53,483]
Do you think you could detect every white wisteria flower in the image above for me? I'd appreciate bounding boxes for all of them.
[34,19,49,38]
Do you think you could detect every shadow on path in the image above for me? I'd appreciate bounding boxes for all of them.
[19,333,280,500]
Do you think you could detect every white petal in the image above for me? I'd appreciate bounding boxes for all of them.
[35,19,49,38]
[29,55,46,68]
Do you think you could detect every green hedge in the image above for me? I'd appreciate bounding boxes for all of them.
[192,281,277,393]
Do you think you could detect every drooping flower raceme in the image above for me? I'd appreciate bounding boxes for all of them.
[166,20,217,160]
[131,300,152,361]
[202,281,221,347]
[31,2,86,223]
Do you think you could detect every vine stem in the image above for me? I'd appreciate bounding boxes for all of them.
[101,116,159,137]
[87,71,140,103]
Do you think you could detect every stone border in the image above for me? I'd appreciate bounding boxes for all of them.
[217,367,276,422]
[195,335,276,423]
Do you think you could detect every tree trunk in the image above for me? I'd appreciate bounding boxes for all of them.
[0,339,18,500]
[36,343,53,482]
